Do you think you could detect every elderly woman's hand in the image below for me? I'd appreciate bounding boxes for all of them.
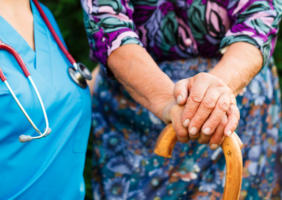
[161,100,233,150]
[172,73,240,146]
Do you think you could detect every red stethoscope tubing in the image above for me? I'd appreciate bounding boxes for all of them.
[33,0,76,66]
[0,41,30,81]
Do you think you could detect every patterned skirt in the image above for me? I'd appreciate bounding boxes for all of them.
[91,57,282,200]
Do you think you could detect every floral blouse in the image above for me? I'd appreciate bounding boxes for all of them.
[81,0,282,73]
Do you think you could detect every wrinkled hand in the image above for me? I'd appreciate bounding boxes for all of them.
[172,73,240,149]
[161,100,239,150]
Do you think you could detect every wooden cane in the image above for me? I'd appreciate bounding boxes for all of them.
[154,124,243,200]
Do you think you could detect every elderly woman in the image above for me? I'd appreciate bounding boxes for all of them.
[81,0,282,199]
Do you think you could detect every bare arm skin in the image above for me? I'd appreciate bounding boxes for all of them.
[210,42,263,96]
[87,65,100,97]
[108,44,192,143]
[108,44,175,120]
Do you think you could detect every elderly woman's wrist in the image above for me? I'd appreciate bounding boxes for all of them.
[212,42,263,96]
[209,59,249,96]
[148,96,175,122]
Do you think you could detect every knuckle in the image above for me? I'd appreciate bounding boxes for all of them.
[220,117,228,126]
[189,135,199,141]
[183,106,193,114]
[193,116,205,126]
[198,139,206,144]
[190,93,202,103]
[202,98,216,110]
[208,118,221,127]
[211,134,223,143]
[196,72,203,78]
[218,101,229,112]
[178,139,189,143]
[198,72,208,79]
[198,137,209,144]
[182,110,194,121]
[184,103,198,113]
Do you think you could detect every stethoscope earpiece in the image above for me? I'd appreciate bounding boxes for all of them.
[19,128,52,143]
[19,135,32,143]
[46,128,52,135]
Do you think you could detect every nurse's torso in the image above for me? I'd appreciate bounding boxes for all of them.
[0,2,91,200]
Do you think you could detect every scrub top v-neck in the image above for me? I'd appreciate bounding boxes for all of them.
[0,1,91,200]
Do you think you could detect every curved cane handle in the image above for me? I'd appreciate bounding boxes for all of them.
[154,124,243,200]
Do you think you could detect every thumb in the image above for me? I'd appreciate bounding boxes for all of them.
[173,79,190,106]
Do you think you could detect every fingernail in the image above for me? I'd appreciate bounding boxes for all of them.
[183,119,190,127]
[227,130,232,137]
[210,144,219,150]
[189,127,197,135]
[177,95,183,104]
[203,127,210,135]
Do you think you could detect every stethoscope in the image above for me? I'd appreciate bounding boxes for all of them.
[0,0,92,143]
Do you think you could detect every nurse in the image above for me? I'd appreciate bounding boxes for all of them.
[0,0,91,199]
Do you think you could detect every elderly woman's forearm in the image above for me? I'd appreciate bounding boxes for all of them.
[87,65,100,96]
[107,44,175,120]
[209,42,263,96]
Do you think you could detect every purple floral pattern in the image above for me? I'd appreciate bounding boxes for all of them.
[81,0,282,74]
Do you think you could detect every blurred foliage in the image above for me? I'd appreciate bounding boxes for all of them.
[273,26,282,86]
[41,0,282,200]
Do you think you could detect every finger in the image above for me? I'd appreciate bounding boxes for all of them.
[197,130,212,144]
[224,103,240,137]
[189,131,201,141]
[173,79,190,106]
[182,79,210,129]
[170,104,190,143]
[201,93,230,136]
[188,88,223,137]
[209,115,228,150]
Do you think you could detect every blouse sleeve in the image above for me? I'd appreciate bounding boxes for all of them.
[220,0,282,66]
[81,0,143,73]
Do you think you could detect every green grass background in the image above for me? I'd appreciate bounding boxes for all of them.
[40,1,282,199]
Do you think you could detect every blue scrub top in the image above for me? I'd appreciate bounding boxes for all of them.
[0,1,91,199]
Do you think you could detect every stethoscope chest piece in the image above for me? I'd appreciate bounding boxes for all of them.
[68,63,92,89]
